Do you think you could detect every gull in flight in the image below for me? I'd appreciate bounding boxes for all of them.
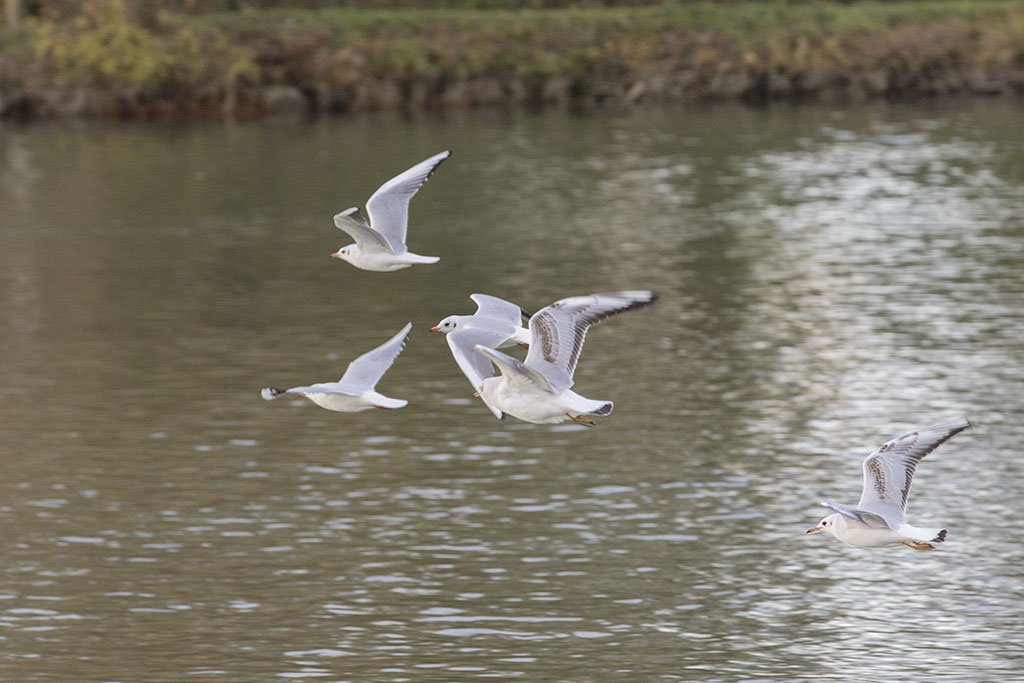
[430,293,531,418]
[807,418,970,550]
[331,151,449,271]
[473,291,657,426]
[261,323,412,412]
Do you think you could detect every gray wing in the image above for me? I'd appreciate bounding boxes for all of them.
[856,418,970,526]
[336,322,412,393]
[523,290,657,393]
[262,382,358,397]
[365,150,450,254]
[475,345,556,395]
[446,328,505,419]
[333,207,392,252]
[470,293,524,327]
[818,501,892,529]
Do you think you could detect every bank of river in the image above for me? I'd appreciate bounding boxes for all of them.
[2,1,1024,120]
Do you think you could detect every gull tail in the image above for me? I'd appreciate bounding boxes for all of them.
[365,392,408,410]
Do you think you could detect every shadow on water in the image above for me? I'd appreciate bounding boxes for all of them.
[1,101,1023,680]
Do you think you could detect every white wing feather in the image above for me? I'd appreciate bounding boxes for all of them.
[337,322,412,393]
[365,150,450,254]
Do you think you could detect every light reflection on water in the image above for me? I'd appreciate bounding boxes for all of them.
[1,102,1023,680]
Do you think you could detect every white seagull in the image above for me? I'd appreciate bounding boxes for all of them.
[261,323,412,412]
[330,150,449,271]
[430,293,532,418]
[807,418,970,550]
[473,291,657,426]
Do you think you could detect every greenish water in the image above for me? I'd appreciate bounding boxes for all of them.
[1,102,1023,680]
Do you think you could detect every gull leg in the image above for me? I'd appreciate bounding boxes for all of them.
[569,413,596,427]
[902,540,936,551]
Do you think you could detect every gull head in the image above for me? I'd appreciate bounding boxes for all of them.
[807,513,842,537]
[430,316,459,334]
[477,377,500,404]
[331,245,356,263]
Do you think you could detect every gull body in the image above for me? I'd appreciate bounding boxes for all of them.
[807,419,970,550]
[431,293,531,418]
[475,291,657,425]
[331,151,448,271]
[261,323,412,412]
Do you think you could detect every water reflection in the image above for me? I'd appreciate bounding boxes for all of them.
[2,102,1023,680]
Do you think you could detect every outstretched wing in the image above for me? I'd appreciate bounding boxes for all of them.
[470,293,524,326]
[337,322,412,393]
[446,328,506,418]
[365,150,450,254]
[475,345,556,395]
[524,290,657,393]
[818,501,892,529]
[333,208,392,252]
[856,418,970,526]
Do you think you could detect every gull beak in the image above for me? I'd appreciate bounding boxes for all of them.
[430,326,440,332]
[806,525,822,534]
[330,252,341,258]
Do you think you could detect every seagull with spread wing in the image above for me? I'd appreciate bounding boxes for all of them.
[807,418,970,550]
[330,151,448,271]
[261,323,412,412]
[473,291,657,426]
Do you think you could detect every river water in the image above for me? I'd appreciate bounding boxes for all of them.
[1,101,1023,681]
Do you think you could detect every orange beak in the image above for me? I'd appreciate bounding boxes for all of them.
[430,326,440,332]
[330,252,341,258]
[806,525,822,534]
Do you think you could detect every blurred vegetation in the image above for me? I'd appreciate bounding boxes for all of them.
[2,1,1024,117]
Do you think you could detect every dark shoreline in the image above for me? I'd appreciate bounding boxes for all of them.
[4,66,1023,123]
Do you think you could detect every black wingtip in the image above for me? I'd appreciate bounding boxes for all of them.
[933,529,947,543]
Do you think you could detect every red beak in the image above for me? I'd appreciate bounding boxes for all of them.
[330,253,341,258]
[430,326,440,332]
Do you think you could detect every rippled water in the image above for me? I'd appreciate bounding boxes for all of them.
[2,102,1023,680]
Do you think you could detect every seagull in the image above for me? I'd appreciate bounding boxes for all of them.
[261,323,412,412]
[430,293,532,418]
[473,291,657,426]
[330,150,449,271]
[806,418,970,550]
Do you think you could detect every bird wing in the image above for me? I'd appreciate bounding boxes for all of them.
[336,322,412,392]
[469,293,524,327]
[333,207,392,252]
[446,328,506,418]
[365,150,450,254]
[278,382,358,397]
[475,345,556,395]
[856,418,970,527]
[818,501,892,529]
[523,290,657,393]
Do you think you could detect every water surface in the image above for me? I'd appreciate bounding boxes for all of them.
[1,102,1023,680]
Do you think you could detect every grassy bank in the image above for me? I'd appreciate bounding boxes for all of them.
[3,1,1024,119]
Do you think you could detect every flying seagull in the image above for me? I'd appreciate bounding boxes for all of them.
[431,293,531,418]
[806,418,970,550]
[474,290,657,426]
[261,323,412,412]
[330,151,448,271]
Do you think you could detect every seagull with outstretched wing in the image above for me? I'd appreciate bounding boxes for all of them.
[473,290,657,426]
[331,151,448,271]
[807,418,971,550]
